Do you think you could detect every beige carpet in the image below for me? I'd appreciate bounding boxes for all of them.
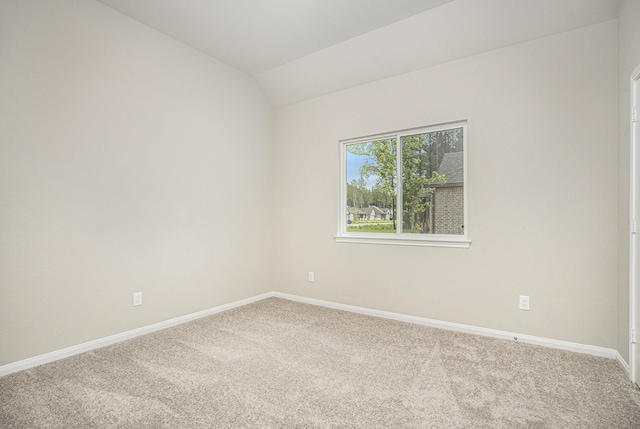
[1,297,639,428]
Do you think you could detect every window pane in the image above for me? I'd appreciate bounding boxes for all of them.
[401,128,464,235]
[345,139,397,233]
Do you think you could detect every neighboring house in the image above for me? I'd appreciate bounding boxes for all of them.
[347,206,374,222]
[430,152,464,235]
[371,205,392,220]
[347,206,391,222]
[346,206,356,222]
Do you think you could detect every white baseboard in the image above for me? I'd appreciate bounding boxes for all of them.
[0,292,273,377]
[1,290,628,378]
[273,292,622,362]
[615,350,631,377]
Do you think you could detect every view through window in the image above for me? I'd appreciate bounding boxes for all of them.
[344,122,465,238]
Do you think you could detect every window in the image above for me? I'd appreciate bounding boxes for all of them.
[336,121,469,248]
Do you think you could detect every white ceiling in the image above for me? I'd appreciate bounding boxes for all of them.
[96,0,621,107]
[96,0,453,74]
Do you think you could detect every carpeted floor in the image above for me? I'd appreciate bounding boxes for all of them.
[1,297,639,428]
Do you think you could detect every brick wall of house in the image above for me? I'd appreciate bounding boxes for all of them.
[433,186,464,235]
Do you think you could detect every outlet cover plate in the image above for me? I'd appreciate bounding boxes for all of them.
[519,295,530,311]
[133,292,142,307]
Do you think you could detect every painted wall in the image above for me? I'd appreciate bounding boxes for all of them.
[617,0,640,367]
[0,0,274,366]
[273,21,619,348]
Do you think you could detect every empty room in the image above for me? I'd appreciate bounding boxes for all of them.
[2,0,640,427]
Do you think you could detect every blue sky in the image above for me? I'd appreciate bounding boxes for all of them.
[347,151,378,188]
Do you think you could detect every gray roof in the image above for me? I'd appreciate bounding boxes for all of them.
[436,152,463,185]
[347,206,390,215]
[347,206,374,215]
[370,205,391,214]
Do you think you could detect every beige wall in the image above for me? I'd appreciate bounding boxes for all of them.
[0,2,627,369]
[274,21,619,348]
[617,0,640,367]
[0,0,274,366]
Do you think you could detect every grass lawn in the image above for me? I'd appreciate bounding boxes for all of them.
[347,227,396,233]
[347,221,395,233]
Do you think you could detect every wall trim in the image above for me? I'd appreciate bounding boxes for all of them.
[616,350,631,378]
[0,293,273,377]
[0,291,625,377]
[273,292,621,362]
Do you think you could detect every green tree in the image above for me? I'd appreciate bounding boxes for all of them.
[348,139,397,228]
[371,184,392,209]
[401,134,445,232]
[347,177,370,209]
[417,128,463,179]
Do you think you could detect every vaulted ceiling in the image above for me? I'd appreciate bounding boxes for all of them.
[96,0,621,106]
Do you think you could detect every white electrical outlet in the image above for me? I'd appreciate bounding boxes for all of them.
[308,272,315,282]
[133,292,142,307]
[519,295,530,311]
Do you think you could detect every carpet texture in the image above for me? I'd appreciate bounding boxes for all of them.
[1,297,639,428]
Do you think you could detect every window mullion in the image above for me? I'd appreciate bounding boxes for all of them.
[396,135,403,235]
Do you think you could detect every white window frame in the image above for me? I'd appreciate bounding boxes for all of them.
[335,121,470,248]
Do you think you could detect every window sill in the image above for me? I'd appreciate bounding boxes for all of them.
[334,233,471,248]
